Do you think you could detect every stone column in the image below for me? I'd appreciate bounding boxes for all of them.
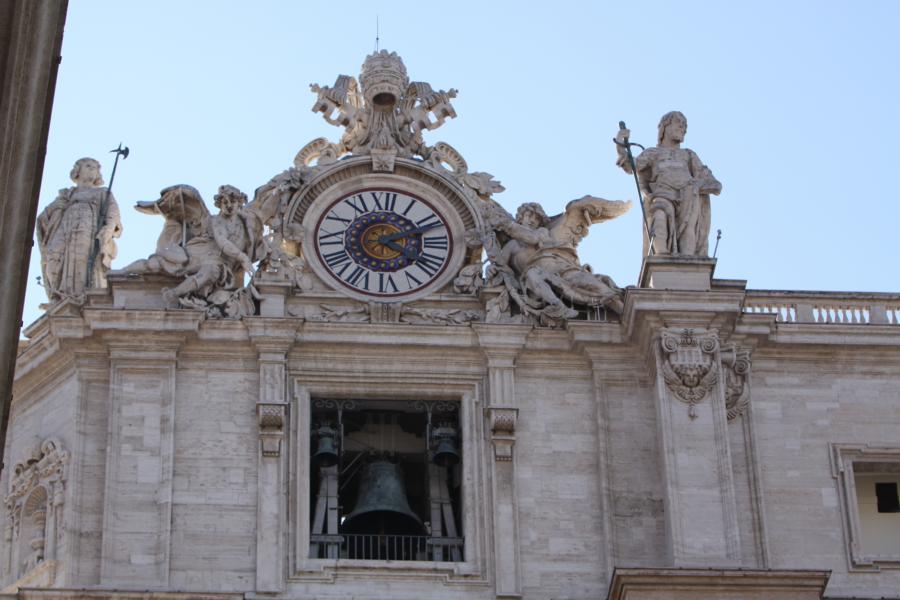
[652,326,740,566]
[247,319,297,593]
[0,0,68,484]
[100,335,183,587]
[474,325,530,600]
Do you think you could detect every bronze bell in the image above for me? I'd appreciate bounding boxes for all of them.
[313,425,339,468]
[431,425,460,467]
[342,459,424,535]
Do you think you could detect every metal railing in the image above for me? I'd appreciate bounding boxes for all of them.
[310,533,463,562]
[743,291,900,325]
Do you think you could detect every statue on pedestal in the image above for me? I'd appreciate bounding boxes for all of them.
[115,184,265,318]
[482,196,630,325]
[36,158,122,304]
[616,112,721,256]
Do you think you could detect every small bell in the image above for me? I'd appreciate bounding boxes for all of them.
[313,424,339,467]
[431,425,460,467]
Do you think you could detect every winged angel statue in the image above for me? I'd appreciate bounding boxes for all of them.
[481,196,631,326]
[113,184,266,318]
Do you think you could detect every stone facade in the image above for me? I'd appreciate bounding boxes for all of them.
[5,264,899,598]
[4,52,900,599]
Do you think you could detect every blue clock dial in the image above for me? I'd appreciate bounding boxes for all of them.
[314,189,453,297]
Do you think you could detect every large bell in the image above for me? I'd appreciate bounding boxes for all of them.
[432,425,460,467]
[313,425,339,467]
[342,460,424,535]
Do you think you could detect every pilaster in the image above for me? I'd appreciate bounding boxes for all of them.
[568,323,621,588]
[624,261,748,568]
[99,334,184,588]
[474,324,530,600]
[247,318,298,593]
[652,326,741,565]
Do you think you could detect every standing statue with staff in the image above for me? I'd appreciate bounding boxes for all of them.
[36,152,125,304]
[615,112,722,256]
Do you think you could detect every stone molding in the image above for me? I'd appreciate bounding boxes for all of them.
[6,591,244,600]
[607,567,829,600]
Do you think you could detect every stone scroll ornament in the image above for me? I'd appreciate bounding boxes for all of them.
[721,346,752,420]
[659,329,720,419]
[113,184,268,318]
[480,197,631,327]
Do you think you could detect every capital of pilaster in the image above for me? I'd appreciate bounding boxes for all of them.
[472,324,531,367]
[245,317,300,358]
[104,332,187,362]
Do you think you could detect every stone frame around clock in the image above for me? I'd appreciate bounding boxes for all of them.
[288,373,491,586]
[287,157,479,304]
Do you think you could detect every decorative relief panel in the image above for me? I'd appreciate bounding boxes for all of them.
[258,403,287,458]
[488,407,518,461]
[659,328,719,419]
[3,438,69,582]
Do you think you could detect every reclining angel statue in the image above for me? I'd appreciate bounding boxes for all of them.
[112,184,266,318]
[482,196,631,326]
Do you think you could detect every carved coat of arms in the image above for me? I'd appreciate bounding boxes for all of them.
[659,328,719,418]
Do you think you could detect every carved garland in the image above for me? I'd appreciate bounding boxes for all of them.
[659,329,719,419]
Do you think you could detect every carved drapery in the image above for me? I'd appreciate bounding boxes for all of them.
[3,438,68,581]
[659,328,719,419]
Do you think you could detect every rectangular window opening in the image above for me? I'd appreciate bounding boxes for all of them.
[876,482,900,513]
[308,399,463,563]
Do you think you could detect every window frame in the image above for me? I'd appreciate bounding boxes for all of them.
[831,443,900,570]
[290,376,490,584]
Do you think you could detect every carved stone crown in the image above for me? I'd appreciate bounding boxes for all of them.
[359,50,409,108]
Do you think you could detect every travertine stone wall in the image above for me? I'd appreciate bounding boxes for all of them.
[751,348,900,598]
[5,275,900,599]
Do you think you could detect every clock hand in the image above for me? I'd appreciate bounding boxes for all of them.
[378,222,444,244]
[381,239,420,261]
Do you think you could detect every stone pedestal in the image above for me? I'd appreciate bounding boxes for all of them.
[639,256,716,291]
[607,568,830,600]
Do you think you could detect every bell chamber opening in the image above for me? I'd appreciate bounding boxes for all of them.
[309,399,463,562]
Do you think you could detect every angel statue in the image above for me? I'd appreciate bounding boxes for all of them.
[113,184,265,318]
[482,196,631,326]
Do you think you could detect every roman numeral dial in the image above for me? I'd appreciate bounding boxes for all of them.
[312,189,454,298]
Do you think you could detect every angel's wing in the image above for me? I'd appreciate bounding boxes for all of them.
[136,184,210,250]
[548,195,632,247]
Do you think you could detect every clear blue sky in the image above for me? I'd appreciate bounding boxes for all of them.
[23,0,900,328]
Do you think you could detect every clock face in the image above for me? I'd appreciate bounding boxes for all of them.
[312,188,454,298]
